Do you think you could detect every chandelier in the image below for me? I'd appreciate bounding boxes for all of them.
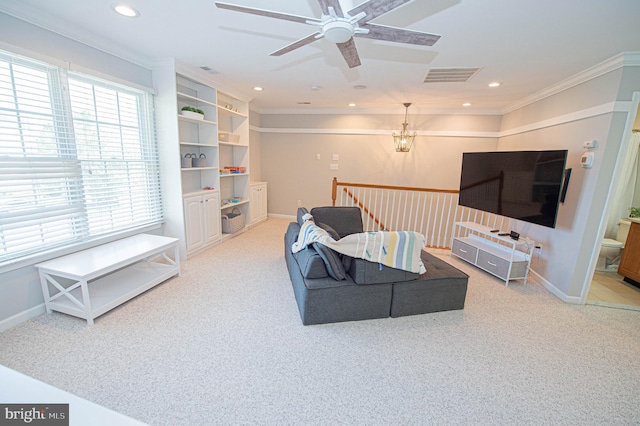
[392,103,416,152]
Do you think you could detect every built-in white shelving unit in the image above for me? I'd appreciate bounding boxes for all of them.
[153,60,258,259]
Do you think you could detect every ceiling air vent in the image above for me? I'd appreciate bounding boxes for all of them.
[423,67,481,83]
[200,66,219,74]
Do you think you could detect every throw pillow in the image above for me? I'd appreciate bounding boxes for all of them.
[341,254,353,272]
[314,243,346,280]
[297,207,310,226]
[317,222,340,240]
[294,247,329,279]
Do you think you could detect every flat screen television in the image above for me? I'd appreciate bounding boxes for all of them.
[458,150,568,228]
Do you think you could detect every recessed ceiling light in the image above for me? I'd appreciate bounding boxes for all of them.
[488,82,501,87]
[353,85,367,90]
[297,102,311,105]
[310,85,321,91]
[112,4,140,17]
[253,86,263,91]
[348,103,356,107]
[463,103,471,107]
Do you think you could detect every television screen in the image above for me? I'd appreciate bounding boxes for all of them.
[459,150,568,228]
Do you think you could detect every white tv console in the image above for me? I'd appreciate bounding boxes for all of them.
[451,221,535,286]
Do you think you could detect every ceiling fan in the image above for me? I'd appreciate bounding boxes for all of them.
[214,0,441,68]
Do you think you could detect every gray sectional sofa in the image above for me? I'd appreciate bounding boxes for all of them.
[284,206,469,325]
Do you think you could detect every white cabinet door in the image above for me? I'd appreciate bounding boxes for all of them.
[250,185,260,223]
[183,195,205,253]
[250,183,267,224]
[258,184,267,221]
[203,192,221,243]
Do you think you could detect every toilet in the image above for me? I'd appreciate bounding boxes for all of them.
[597,219,632,271]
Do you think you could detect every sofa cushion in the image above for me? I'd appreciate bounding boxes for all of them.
[348,258,419,285]
[310,206,363,238]
[314,243,347,280]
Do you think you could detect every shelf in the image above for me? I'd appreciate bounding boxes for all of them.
[219,141,248,147]
[217,104,247,119]
[220,172,248,177]
[456,221,534,248]
[177,91,216,107]
[463,235,528,262]
[183,189,219,197]
[178,114,217,125]
[47,261,178,320]
[180,141,218,147]
[181,166,219,171]
[221,198,248,209]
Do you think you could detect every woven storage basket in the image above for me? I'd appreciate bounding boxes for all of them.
[222,207,245,234]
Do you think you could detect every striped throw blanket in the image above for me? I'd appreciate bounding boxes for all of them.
[292,220,426,274]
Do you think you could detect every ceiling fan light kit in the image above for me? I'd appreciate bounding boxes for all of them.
[215,0,440,69]
[322,20,356,43]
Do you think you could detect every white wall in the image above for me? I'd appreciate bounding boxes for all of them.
[259,113,501,216]
[495,65,640,300]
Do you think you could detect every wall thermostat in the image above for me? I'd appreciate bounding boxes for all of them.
[580,152,594,168]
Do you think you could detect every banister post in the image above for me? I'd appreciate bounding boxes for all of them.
[331,177,338,206]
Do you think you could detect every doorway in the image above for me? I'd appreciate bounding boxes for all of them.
[586,101,640,309]
[587,271,640,310]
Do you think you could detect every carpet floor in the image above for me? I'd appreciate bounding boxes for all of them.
[1,218,639,425]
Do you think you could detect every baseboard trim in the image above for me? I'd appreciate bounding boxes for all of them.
[0,304,46,332]
[268,213,295,220]
[530,269,582,304]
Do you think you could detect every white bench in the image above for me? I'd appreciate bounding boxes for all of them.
[36,234,180,325]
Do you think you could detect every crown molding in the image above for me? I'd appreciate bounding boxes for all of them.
[250,125,499,138]
[250,100,635,138]
[502,52,640,114]
[250,106,503,116]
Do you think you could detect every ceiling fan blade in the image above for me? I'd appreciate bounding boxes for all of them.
[215,2,320,25]
[348,0,411,25]
[336,38,361,68]
[270,33,322,56]
[358,23,441,46]
[317,0,344,17]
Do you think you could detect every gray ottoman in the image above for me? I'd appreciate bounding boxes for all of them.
[390,251,469,317]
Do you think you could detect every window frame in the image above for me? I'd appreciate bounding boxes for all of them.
[0,49,163,273]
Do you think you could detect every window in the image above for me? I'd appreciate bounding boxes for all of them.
[0,50,162,265]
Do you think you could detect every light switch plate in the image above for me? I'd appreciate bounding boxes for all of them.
[332,154,339,161]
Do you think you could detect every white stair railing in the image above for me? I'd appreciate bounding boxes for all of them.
[331,178,510,249]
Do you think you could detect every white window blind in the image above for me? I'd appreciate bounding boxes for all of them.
[0,50,162,264]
